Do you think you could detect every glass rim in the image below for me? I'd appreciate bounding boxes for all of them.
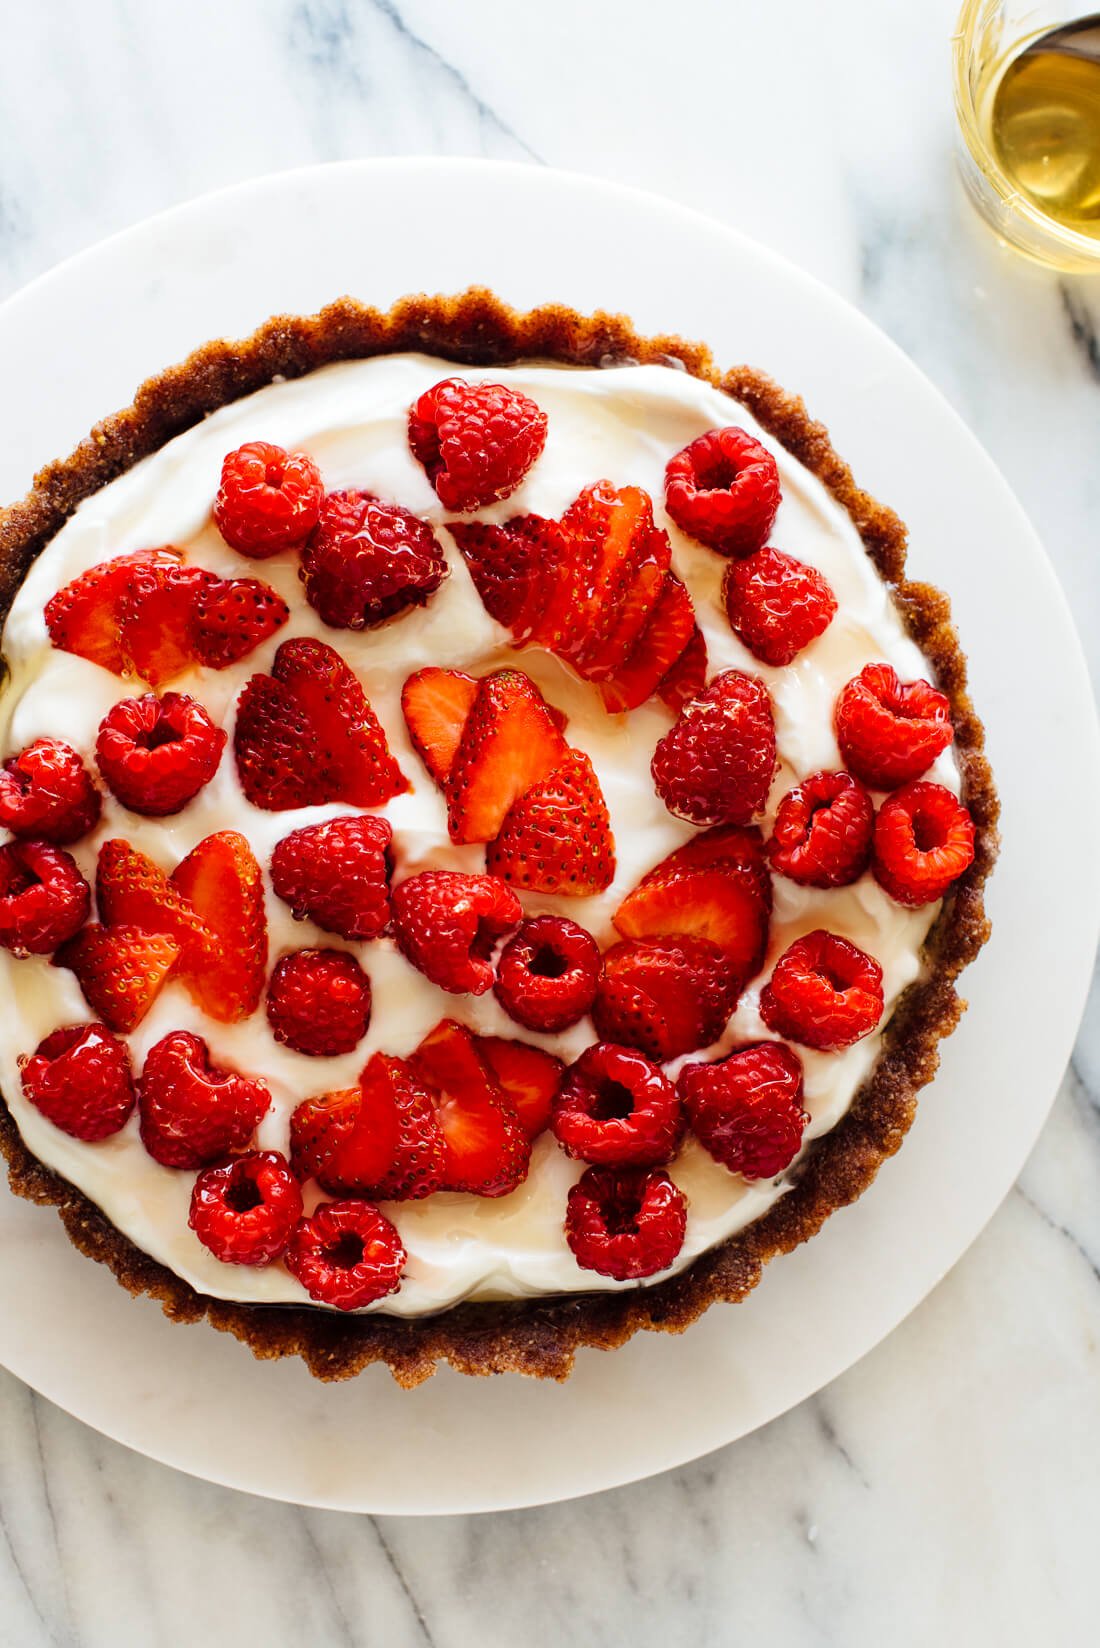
[952,0,1100,263]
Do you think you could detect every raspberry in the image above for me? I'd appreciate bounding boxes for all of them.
[872,781,975,907]
[285,1198,406,1309]
[300,490,448,630]
[19,1023,134,1141]
[138,1030,271,1169]
[678,1042,808,1179]
[266,948,372,1057]
[552,1043,684,1166]
[270,815,393,940]
[664,427,780,557]
[0,739,101,844]
[834,664,954,790]
[189,1151,303,1266]
[391,871,521,995]
[565,1164,687,1280]
[651,670,776,826]
[493,916,600,1032]
[722,545,837,665]
[760,930,884,1051]
[0,840,90,956]
[95,692,225,816]
[408,377,548,512]
[213,441,323,557]
[593,936,742,1060]
[768,771,874,889]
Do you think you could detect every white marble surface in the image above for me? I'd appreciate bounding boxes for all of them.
[0,0,1098,1641]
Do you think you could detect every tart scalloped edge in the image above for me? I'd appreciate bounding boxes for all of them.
[0,287,998,1388]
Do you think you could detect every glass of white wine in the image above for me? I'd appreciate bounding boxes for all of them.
[954,0,1100,270]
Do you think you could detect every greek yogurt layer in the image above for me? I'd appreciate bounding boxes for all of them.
[0,355,958,1315]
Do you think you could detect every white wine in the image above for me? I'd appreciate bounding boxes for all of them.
[990,15,1100,238]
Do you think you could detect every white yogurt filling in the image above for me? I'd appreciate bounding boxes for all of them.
[0,355,959,1316]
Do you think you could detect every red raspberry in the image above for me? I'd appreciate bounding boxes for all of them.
[138,1030,271,1169]
[760,930,884,1051]
[95,692,225,816]
[408,377,548,512]
[213,441,323,557]
[872,781,975,907]
[651,670,776,825]
[494,916,600,1032]
[19,1023,134,1141]
[285,1198,406,1309]
[189,1151,303,1266]
[664,427,780,557]
[299,490,448,630]
[266,948,372,1057]
[678,1042,807,1179]
[0,840,90,956]
[722,545,836,665]
[0,739,101,844]
[593,936,742,1061]
[768,771,874,889]
[270,814,393,941]
[834,664,954,790]
[391,871,521,995]
[553,1043,684,1166]
[565,1164,687,1280]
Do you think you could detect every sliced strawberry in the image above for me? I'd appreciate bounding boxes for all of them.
[170,831,267,1021]
[95,838,210,974]
[449,517,559,643]
[191,578,289,669]
[486,750,615,897]
[477,1036,564,1139]
[594,937,742,1060]
[361,1054,446,1200]
[642,823,772,898]
[658,625,708,712]
[598,573,697,713]
[44,548,182,675]
[614,864,769,984]
[445,670,567,845]
[409,1019,530,1197]
[290,1073,400,1195]
[275,638,408,809]
[117,561,220,687]
[54,924,179,1032]
[401,667,479,784]
[561,483,671,679]
[234,674,317,810]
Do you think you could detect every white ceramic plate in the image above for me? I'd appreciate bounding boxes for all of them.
[0,159,1095,1515]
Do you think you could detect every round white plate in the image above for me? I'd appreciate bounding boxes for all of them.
[0,159,1095,1515]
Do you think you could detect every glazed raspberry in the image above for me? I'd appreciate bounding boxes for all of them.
[678,1042,808,1179]
[760,929,884,1051]
[19,1023,134,1141]
[189,1151,303,1266]
[651,670,776,826]
[552,1043,684,1166]
[391,871,521,995]
[768,771,874,889]
[270,815,393,941]
[664,426,780,557]
[494,916,600,1032]
[593,937,742,1061]
[408,377,548,512]
[285,1198,406,1309]
[565,1164,687,1280]
[0,739,101,844]
[872,781,975,907]
[0,840,90,956]
[214,441,323,557]
[300,490,448,630]
[266,948,372,1057]
[95,693,225,816]
[834,663,954,790]
[138,1030,271,1169]
[722,545,837,666]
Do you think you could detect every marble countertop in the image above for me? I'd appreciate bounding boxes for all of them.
[1,0,1098,1642]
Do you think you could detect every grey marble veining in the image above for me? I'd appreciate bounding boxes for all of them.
[0,1,1098,1643]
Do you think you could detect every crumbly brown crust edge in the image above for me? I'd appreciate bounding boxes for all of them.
[0,288,998,1388]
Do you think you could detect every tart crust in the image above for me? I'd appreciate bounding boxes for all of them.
[0,289,998,1387]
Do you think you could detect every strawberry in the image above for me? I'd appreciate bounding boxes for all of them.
[54,924,179,1032]
[598,574,697,713]
[96,838,210,974]
[559,482,670,678]
[361,1054,446,1200]
[170,831,267,1021]
[614,827,772,985]
[400,667,479,785]
[476,1036,564,1139]
[658,625,708,712]
[445,670,567,845]
[44,548,181,675]
[291,1084,394,1192]
[409,1019,530,1197]
[449,516,559,641]
[593,936,742,1060]
[486,750,615,897]
[191,577,289,669]
[117,561,220,686]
